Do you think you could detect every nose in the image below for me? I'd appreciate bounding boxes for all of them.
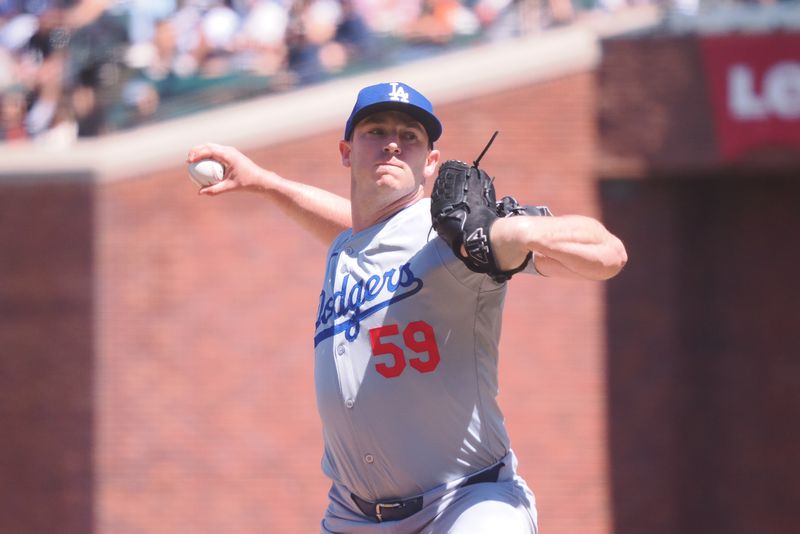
[383,141,400,155]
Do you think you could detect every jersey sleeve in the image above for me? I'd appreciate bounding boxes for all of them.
[520,254,546,276]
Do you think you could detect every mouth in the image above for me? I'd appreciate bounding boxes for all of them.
[376,159,403,169]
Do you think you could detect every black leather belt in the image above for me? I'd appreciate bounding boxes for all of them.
[350,462,504,523]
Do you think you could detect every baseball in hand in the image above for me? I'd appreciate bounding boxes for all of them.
[188,159,225,187]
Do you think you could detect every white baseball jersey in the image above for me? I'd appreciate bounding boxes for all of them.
[313,198,537,501]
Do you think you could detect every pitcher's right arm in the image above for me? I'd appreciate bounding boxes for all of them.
[187,143,352,244]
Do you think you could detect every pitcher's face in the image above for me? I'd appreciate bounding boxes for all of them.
[340,110,439,196]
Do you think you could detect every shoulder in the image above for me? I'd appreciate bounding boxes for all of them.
[327,228,354,256]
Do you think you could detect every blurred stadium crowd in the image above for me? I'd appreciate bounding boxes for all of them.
[1,0,647,146]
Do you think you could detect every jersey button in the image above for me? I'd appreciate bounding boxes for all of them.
[344,399,354,409]
[336,344,346,356]
[345,246,354,255]
[364,454,374,464]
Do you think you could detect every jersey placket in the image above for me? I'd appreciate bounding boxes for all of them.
[330,238,385,498]
[332,243,361,403]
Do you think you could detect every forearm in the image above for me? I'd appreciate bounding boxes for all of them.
[187,143,351,244]
[492,215,628,280]
[259,172,352,243]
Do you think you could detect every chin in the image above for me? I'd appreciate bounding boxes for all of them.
[374,174,403,188]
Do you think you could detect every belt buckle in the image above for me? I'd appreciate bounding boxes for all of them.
[375,502,401,522]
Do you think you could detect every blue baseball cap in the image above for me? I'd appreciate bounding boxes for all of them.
[343,82,442,144]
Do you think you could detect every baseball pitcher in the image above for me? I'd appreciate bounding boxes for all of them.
[186,82,627,533]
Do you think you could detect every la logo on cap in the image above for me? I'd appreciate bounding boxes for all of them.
[388,83,410,103]
[343,81,442,142]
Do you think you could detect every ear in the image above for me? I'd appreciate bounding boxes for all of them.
[339,140,352,168]
[422,149,441,181]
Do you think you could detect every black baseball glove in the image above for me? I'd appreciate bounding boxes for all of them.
[430,159,552,283]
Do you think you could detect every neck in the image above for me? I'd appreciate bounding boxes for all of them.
[351,186,425,233]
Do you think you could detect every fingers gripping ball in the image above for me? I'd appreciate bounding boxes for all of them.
[188,159,225,187]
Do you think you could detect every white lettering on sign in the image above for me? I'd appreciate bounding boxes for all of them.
[728,61,800,120]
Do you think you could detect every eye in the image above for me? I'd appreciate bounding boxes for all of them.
[402,131,420,142]
[367,127,385,136]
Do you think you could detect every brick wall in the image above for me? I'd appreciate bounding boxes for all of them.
[598,35,718,173]
[0,177,95,533]
[598,33,800,534]
[601,173,800,534]
[93,145,341,533]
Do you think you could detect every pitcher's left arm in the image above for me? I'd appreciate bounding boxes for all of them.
[490,214,628,280]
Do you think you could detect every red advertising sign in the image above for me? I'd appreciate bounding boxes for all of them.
[700,33,800,161]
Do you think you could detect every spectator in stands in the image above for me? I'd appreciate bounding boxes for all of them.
[34,95,77,147]
[0,88,28,141]
[162,0,205,78]
[1,0,623,144]
[126,0,177,48]
[198,0,241,76]
[285,0,344,84]
[237,0,290,75]
[404,0,480,44]
[351,0,423,35]
[334,0,375,64]
[23,6,68,139]
[72,64,105,137]
[121,77,161,126]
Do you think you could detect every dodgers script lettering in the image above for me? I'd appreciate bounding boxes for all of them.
[314,262,423,347]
